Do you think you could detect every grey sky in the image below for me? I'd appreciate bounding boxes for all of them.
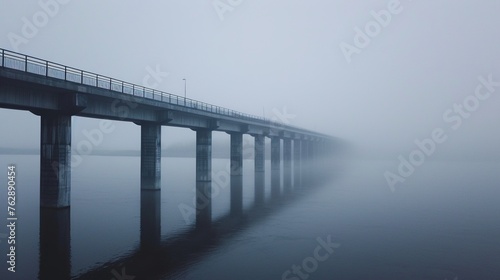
[1,0,499,158]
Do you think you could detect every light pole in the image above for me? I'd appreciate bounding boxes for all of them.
[182,78,187,99]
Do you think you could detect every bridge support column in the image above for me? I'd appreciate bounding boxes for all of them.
[141,124,161,190]
[140,190,161,250]
[39,208,71,279]
[271,137,281,198]
[139,124,161,249]
[283,139,292,193]
[196,130,212,228]
[254,135,265,204]
[230,133,243,216]
[318,141,327,179]
[309,141,316,184]
[309,141,315,161]
[293,139,301,187]
[301,140,310,186]
[40,114,71,208]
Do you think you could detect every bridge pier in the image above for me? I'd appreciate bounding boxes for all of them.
[318,140,327,179]
[254,135,265,204]
[196,129,212,227]
[141,124,161,190]
[139,124,161,249]
[308,140,317,183]
[39,208,71,279]
[293,139,301,187]
[301,140,310,185]
[271,137,281,198]
[283,139,292,193]
[140,190,161,250]
[40,114,72,208]
[230,133,243,216]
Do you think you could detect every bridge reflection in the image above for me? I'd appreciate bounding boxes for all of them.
[39,208,71,280]
[38,169,334,280]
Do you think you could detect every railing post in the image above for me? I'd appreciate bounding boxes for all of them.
[80,70,83,84]
[109,78,112,90]
[45,61,48,76]
[25,55,28,71]
[132,84,135,96]
[1,49,4,67]
[121,81,124,93]
[64,66,67,81]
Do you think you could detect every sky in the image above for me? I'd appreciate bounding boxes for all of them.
[1,0,499,159]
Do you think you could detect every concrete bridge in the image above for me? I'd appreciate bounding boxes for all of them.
[0,48,335,220]
[0,48,340,279]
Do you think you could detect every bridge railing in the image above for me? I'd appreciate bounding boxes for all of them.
[0,48,324,136]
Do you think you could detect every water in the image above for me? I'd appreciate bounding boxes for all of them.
[0,155,499,279]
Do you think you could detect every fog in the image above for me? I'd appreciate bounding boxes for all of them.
[1,0,500,160]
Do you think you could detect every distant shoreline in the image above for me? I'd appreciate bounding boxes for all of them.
[0,149,232,159]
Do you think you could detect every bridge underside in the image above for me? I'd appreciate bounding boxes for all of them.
[1,68,277,134]
[0,66,337,226]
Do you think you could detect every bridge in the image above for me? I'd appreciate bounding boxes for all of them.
[0,48,335,213]
[0,48,339,278]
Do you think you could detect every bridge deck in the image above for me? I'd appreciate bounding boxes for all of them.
[0,48,331,140]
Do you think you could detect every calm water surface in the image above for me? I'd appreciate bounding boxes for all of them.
[0,155,499,279]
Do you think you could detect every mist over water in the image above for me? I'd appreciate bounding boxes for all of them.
[1,1,500,279]
[0,152,499,279]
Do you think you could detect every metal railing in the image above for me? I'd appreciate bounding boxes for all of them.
[0,48,278,123]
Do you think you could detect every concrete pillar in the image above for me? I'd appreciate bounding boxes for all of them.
[318,141,327,179]
[230,133,243,216]
[254,135,265,204]
[271,137,281,198]
[40,114,71,208]
[140,190,161,250]
[309,141,317,183]
[283,139,292,193]
[141,124,161,190]
[293,139,301,187]
[309,140,315,161]
[39,208,71,279]
[301,140,309,185]
[196,129,212,227]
